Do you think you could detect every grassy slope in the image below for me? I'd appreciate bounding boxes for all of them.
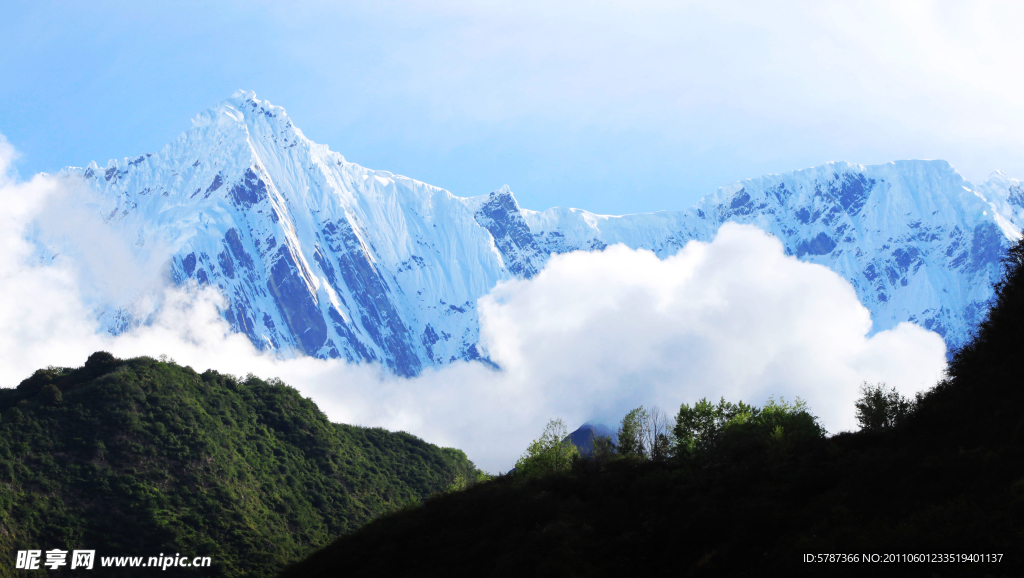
[280,247,1024,578]
[0,355,477,577]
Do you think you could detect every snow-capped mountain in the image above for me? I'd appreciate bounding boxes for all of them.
[55,91,1024,374]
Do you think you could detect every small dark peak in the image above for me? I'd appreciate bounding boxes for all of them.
[104,166,118,182]
[128,155,146,167]
[474,186,542,278]
[565,423,617,456]
[192,160,201,167]
[82,167,95,179]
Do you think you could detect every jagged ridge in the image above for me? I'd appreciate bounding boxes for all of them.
[54,91,1024,373]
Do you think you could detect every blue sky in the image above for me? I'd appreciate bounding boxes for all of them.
[3,1,1024,215]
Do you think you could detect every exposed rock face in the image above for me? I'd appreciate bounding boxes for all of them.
[525,161,1023,348]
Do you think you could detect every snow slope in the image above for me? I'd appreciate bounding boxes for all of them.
[53,91,1024,374]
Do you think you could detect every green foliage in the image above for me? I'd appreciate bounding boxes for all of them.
[514,419,580,479]
[39,383,61,406]
[673,397,753,456]
[590,435,616,462]
[854,382,915,430]
[615,408,645,457]
[0,353,478,578]
[673,396,824,462]
[616,406,671,460]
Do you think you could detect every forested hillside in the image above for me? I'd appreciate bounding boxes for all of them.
[279,242,1024,577]
[0,354,480,577]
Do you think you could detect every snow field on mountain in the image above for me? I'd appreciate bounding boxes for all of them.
[0,147,947,470]
[48,92,1024,385]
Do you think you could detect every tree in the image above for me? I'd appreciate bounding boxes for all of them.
[617,407,647,457]
[674,396,824,460]
[674,397,752,456]
[615,406,671,460]
[855,382,915,430]
[515,419,580,478]
[640,406,672,461]
[590,435,616,462]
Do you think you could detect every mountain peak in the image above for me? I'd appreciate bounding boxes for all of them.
[230,88,258,101]
[51,93,1024,376]
[190,91,293,133]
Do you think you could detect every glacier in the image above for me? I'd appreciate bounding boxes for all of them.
[50,91,1024,375]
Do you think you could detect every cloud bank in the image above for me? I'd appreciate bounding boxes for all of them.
[0,143,947,471]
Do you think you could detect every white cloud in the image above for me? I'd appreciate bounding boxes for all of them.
[0,143,947,471]
[475,223,947,432]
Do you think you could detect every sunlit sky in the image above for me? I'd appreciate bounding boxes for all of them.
[4,1,1024,215]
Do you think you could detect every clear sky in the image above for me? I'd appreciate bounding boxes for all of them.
[4,1,1024,215]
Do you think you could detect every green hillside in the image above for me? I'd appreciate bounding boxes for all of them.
[0,354,480,577]
[279,244,1024,577]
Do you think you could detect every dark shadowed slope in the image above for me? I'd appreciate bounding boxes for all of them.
[278,240,1024,578]
[0,354,479,578]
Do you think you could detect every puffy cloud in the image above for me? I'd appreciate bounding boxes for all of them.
[0,141,947,471]
[476,224,946,433]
